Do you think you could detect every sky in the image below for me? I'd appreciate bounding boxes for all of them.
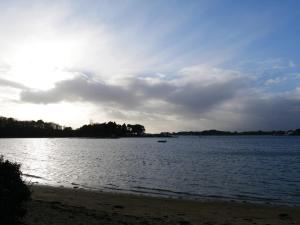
[0,0,300,132]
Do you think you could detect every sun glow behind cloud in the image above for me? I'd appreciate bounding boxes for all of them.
[7,39,76,89]
[0,2,132,89]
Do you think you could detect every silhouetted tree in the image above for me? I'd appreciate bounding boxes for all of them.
[292,129,300,135]
[121,123,127,136]
[127,124,145,136]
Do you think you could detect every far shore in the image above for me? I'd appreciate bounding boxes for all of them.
[24,185,300,225]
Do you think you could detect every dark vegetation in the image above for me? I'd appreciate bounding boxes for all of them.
[77,123,145,137]
[0,156,30,225]
[1,116,300,138]
[166,129,300,136]
[0,116,145,138]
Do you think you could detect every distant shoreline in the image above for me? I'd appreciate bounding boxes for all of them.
[1,116,300,138]
[0,134,300,139]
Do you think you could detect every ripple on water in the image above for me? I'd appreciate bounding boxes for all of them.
[0,136,299,206]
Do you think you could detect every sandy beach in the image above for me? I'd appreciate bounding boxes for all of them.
[24,185,300,225]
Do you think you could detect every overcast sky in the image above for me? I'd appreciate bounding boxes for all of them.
[0,0,300,132]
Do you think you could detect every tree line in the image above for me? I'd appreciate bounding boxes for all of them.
[167,129,300,136]
[0,117,145,138]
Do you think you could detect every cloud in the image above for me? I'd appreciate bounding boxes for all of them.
[233,93,300,130]
[289,60,296,68]
[0,78,27,89]
[11,64,300,131]
[20,75,139,108]
[20,65,246,112]
[264,77,286,85]
[0,0,272,90]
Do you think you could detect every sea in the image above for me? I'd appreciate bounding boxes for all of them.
[0,136,299,205]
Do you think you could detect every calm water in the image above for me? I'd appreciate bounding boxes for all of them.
[0,136,299,205]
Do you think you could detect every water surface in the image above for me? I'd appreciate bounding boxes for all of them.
[0,136,299,205]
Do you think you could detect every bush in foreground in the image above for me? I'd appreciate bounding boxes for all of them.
[0,155,31,225]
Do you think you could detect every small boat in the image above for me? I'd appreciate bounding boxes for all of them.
[157,140,167,143]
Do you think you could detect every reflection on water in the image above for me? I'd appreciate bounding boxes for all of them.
[0,136,299,205]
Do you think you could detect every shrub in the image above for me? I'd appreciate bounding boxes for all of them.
[0,155,31,225]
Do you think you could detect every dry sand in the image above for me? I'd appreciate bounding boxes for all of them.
[24,185,300,225]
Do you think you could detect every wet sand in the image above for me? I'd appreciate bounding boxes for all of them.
[24,185,300,225]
